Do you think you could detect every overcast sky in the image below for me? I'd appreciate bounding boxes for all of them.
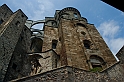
[1,0,124,56]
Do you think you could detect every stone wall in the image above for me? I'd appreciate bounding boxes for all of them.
[9,46,124,82]
[3,26,31,82]
[0,4,13,23]
[0,4,28,82]
[58,19,89,69]
[87,24,117,67]
[116,45,124,64]
[42,26,59,52]
[10,62,124,82]
[29,50,59,75]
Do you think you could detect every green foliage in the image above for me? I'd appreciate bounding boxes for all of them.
[90,67,102,72]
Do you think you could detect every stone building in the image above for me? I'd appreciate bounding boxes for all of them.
[0,4,124,82]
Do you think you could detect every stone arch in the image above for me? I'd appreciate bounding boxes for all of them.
[25,20,45,29]
[89,55,105,71]
[31,29,43,36]
[45,20,57,27]
[30,37,43,53]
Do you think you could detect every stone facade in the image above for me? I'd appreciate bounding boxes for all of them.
[0,4,124,82]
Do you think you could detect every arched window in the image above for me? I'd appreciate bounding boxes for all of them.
[90,55,105,71]
[52,40,58,49]
[83,40,91,49]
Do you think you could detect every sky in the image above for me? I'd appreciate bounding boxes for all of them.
[0,0,124,57]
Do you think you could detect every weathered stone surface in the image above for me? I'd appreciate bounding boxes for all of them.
[10,63,124,82]
[0,4,124,82]
[0,4,28,81]
[3,26,31,82]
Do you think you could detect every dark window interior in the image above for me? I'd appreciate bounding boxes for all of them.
[12,63,17,70]
[83,40,91,49]
[52,43,57,49]
[81,31,86,35]
[0,19,4,24]
[92,65,102,68]
[84,43,90,49]
[77,23,86,27]
[52,40,58,49]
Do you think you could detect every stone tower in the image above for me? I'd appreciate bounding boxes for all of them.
[42,7,117,71]
[0,4,30,82]
[1,4,124,82]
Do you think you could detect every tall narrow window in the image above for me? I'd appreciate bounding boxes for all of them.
[0,19,4,24]
[52,40,58,49]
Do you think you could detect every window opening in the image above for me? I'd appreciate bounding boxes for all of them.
[12,63,17,70]
[84,43,90,49]
[83,40,91,49]
[21,14,24,17]
[81,31,86,35]
[0,19,4,24]
[51,21,54,25]
[74,13,78,18]
[59,37,61,41]
[77,23,86,27]
[90,55,105,71]
[52,40,58,49]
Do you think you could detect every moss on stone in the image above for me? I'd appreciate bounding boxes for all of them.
[90,67,102,72]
